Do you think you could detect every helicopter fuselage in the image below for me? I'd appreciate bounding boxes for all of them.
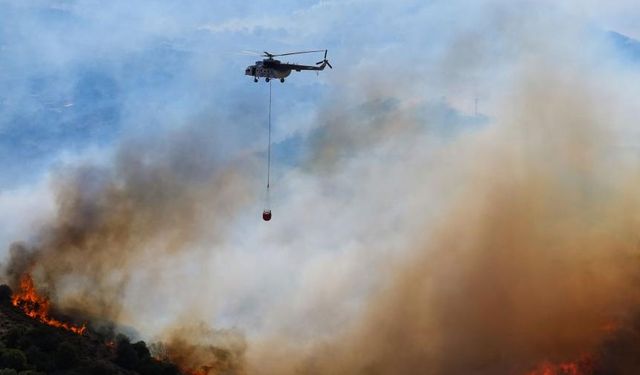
[245,58,327,82]
[245,60,292,79]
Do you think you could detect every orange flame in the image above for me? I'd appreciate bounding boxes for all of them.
[526,362,581,375]
[11,274,87,335]
[179,366,211,375]
[526,356,594,375]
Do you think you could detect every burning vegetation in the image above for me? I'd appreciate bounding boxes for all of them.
[11,274,86,335]
[525,357,594,375]
[0,279,242,374]
[0,283,181,374]
[2,8,640,375]
[0,120,250,374]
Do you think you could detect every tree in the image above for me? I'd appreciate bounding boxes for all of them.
[54,342,78,370]
[114,337,138,370]
[131,341,151,361]
[0,285,12,304]
[0,349,27,371]
[24,346,53,373]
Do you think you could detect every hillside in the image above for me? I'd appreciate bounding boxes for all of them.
[0,285,181,375]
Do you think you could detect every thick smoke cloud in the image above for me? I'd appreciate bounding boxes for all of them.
[256,69,640,374]
[2,123,257,371]
[247,8,640,375]
[3,1,640,375]
[7,127,252,299]
[3,125,257,359]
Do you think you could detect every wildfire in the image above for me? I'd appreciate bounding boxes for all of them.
[526,362,581,375]
[526,356,594,375]
[176,364,212,375]
[11,274,87,335]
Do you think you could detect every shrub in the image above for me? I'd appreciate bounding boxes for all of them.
[24,346,53,373]
[4,328,26,349]
[82,360,118,375]
[0,349,27,371]
[136,360,181,375]
[0,369,18,375]
[23,327,59,353]
[114,338,138,370]
[131,341,151,361]
[0,285,12,304]
[54,342,78,370]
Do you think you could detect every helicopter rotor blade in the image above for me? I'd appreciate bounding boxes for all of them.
[240,50,263,56]
[269,49,326,57]
[326,61,333,69]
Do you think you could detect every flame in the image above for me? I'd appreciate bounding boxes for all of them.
[526,362,581,375]
[184,370,208,375]
[525,356,594,375]
[601,320,619,334]
[180,366,212,375]
[105,339,116,352]
[11,274,87,335]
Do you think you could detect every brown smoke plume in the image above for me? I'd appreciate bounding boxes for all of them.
[3,5,640,375]
[152,322,246,375]
[2,124,254,372]
[248,56,640,375]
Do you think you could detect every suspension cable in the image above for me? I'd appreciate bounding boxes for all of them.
[267,80,272,190]
[262,80,273,222]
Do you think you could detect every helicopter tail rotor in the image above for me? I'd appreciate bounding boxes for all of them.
[315,50,332,69]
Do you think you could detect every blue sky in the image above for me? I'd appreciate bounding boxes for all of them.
[2,1,640,368]
[1,1,639,189]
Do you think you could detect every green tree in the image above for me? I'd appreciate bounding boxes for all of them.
[54,342,78,370]
[24,346,53,373]
[0,285,12,304]
[131,341,151,361]
[114,337,139,370]
[0,349,27,371]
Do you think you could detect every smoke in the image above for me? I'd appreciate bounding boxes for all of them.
[152,322,246,374]
[329,76,636,374]
[3,2,640,375]
[1,123,256,365]
[247,12,640,375]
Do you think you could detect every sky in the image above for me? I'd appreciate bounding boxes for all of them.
[2,1,640,373]
[1,0,639,189]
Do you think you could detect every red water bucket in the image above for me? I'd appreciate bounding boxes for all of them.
[262,210,272,221]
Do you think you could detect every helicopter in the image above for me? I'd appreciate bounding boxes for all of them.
[245,49,332,82]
